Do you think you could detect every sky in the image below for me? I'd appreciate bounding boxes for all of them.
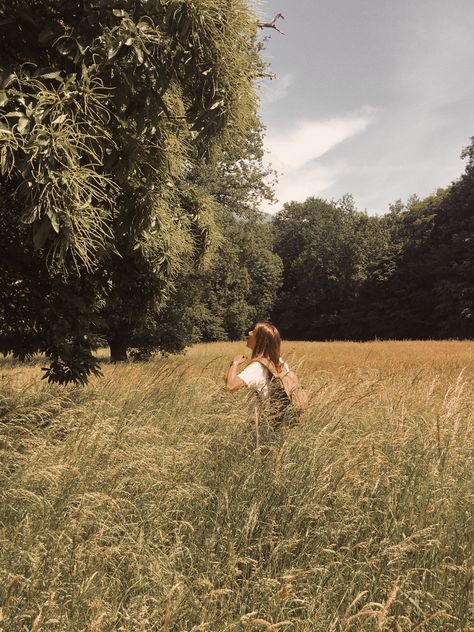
[255,0,474,215]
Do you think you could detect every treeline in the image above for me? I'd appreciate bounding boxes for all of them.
[169,137,474,344]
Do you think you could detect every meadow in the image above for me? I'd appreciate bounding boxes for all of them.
[0,341,473,631]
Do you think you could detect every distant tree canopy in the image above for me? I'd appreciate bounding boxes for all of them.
[271,137,474,341]
[272,196,388,340]
[429,141,474,338]
[0,0,271,382]
[156,213,282,346]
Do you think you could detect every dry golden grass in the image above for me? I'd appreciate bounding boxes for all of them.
[0,341,473,631]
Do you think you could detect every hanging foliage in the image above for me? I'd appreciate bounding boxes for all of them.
[0,0,269,382]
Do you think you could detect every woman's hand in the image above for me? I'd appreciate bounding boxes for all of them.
[232,354,246,365]
[226,354,246,391]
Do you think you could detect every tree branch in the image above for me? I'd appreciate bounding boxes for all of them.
[257,13,285,35]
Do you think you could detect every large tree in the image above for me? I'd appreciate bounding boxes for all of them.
[344,193,443,339]
[0,0,267,381]
[341,137,474,341]
[347,139,474,342]
[171,214,282,344]
[271,196,387,340]
[132,123,281,350]
[429,138,474,338]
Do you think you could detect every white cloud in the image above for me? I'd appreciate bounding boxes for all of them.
[262,108,377,212]
[265,108,376,171]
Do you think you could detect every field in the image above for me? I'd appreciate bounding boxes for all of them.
[1,341,473,631]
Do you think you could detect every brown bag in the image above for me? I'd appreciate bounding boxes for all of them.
[252,357,309,414]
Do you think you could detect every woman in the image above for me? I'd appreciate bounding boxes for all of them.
[225,322,290,445]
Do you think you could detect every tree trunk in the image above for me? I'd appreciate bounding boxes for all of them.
[109,335,128,363]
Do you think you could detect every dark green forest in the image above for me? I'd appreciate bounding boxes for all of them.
[272,149,474,342]
[1,1,473,384]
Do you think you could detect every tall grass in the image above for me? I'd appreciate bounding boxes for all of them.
[1,341,473,631]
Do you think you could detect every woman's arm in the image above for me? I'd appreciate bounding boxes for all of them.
[225,354,246,391]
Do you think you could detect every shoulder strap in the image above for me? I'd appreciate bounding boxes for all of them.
[251,356,287,378]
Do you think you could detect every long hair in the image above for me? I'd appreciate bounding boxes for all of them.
[251,322,282,368]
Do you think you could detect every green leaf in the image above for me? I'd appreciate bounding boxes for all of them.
[0,90,8,107]
[209,99,224,111]
[137,20,151,33]
[51,114,67,126]
[39,70,63,81]
[165,3,177,28]
[179,17,191,40]
[33,217,52,250]
[47,211,60,233]
[17,117,29,133]
[108,41,122,59]
[77,39,89,55]
[0,72,16,89]
[135,46,144,64]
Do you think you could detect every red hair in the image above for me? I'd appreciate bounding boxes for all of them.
[251,322,282,369]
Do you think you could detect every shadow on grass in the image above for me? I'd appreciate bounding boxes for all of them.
[0,350,112,370]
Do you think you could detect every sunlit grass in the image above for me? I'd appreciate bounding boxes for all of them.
[1,341,473,630]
